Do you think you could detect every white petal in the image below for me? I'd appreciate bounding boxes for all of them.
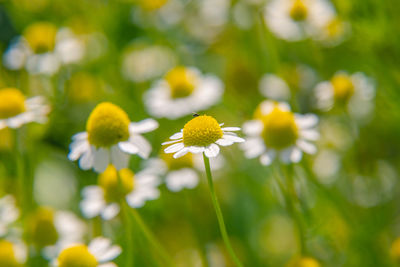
[99,264,117,267]
[129,119,158,134]
[295,114,319,129]
[188,146,205,153]
[164,142,185,153]
[101,203,120,221]
[93,148,110,173]
[169,131,183,140]
[222,134,245,143]
[300,130,320,141]
[221,127,241,131]
[161,139,182,145]
[173,147,189,158]
[297,140,317,155]
[79,147,95,170]
[290,148,303,163]
[110,146,130,170]
[280,147,294,164]
[68,141,89,161]
[72,132,88,141]
[204,144,220,158]
[243,120,263,136]
[215,138,234,146]
[129,135,152,158]
[118,141,139,154]
[80,198,104,219]
[166,169,199,192]
[260,151,276,166]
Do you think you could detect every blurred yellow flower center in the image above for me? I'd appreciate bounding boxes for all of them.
[289,0,308,21]
[99,165,134,202]
[0,88,26,119]
[87,102,130,148]
[325,18,344,38]
[261,106,298,149]
[30,208,59,247]
[331,74,354,102]
[140,0,168,11]
[58,245,98,267]
[165,67,197,99]
[287,257,320,267]
[23,22,57,53]
[161,151,193,170]
[390,238,400,263]
[0,240,19,267]
[183,115,223,147]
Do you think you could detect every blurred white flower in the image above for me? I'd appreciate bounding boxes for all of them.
[80,165,161,220]
[163,115,244,159]
[53,237,121,267]
[314,17,351,46]
[264,0,335,41]
[314,71,375,120]
[259,74,291,101]
[241,100,319,165]
[144,66,224,119]
[0,195,19,237]
[0,88,50,130]
[68,102,158,173]
[122,44,176,82]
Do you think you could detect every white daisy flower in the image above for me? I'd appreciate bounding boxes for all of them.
[0,88,50,130]
[241,100,319,165]
[163,115,245,159]
[80,165,161,220]
[28,207,86,258]
[53,237,121,267]
[0,239,27,266]
[259,74,291,101]
[314,71,375,120]
[144,67,224,119]
[0,195,19,237]
[146,153,224,192]
[264,0,335,41]
[314,17,351,46]
[68,102,158,173]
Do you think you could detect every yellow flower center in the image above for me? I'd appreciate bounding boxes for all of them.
[165,67,197,99]
[58,245,98,267]
[261,106,298,150]
[23,22,57,53]
[331,74,354,102]
[161,151,194,170]
[0,240,20,267]
[289,0,308,21]
[0,88,26,119]
[29,208,59,247]
[183,115,223,147]
[140,0,168,11]
[99,165,134,202]
[86,102,130,148]
[391,238,400,263]
[325,18,344,38]
[287,257,320,267]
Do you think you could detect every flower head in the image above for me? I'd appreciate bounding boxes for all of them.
[286,256,320,267]
[55,237,121,267]
[23,22,57,53]
[144,66,224,119]
[241,101,319,165]
[0,88,50,130]
[68,102,158,173]
[163,115,244,158]
[80,164,161,220]
[0,239,25,267]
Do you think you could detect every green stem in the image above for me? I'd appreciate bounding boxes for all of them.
[202,153,243,267]
[121,202,134,267]
[13,130,25,213]
[130,208,175,267]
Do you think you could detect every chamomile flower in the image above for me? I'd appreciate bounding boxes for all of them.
[0,239,27,267]
[147,152,223,192]
[241,101,319,165]
[80,165,161,220]
[144,67,224,119]
[264,0,335,41]
[314,72,375,120]
[314,17,350,46]
[68,102,158,173]
[0,195,19,237]
[53,237,121,267]
[286,256,320,267]
[163,115,244,159]
[27,207,86,259]
[0,88,50,130]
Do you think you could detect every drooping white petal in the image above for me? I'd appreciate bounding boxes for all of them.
[260,150,276,166]
[80,197,104,219]
[215,138,234,146]
[297,140,317,155]
[128,134,152,158]
[110,146,130,170]
[241,138,266,158]
[173,147,189,158]
[101,203,120,221]
[118,141,139,154]
[300,129,320,141]
[222,134,245,143]
[166,169,199,192]
[243,120,263,135]
[280,147,294,164]
[204,144,220,158]
[72,132,88,141]
[290,147,303,163]
[295,114,319,129]
[129,119,159,134]
[93,148,110,173]
[169,131,183,140]
[164,142,185,153]
[96,244,122,262]
[221,127,241,131]
[188,146,205,154]
[79,146,95,170]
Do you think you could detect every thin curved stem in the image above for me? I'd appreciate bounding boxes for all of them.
[203,153,243,267]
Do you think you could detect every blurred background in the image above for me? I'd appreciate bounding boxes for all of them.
[0,0,400,266]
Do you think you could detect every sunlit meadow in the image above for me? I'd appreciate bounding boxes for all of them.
[0,0,399,266]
